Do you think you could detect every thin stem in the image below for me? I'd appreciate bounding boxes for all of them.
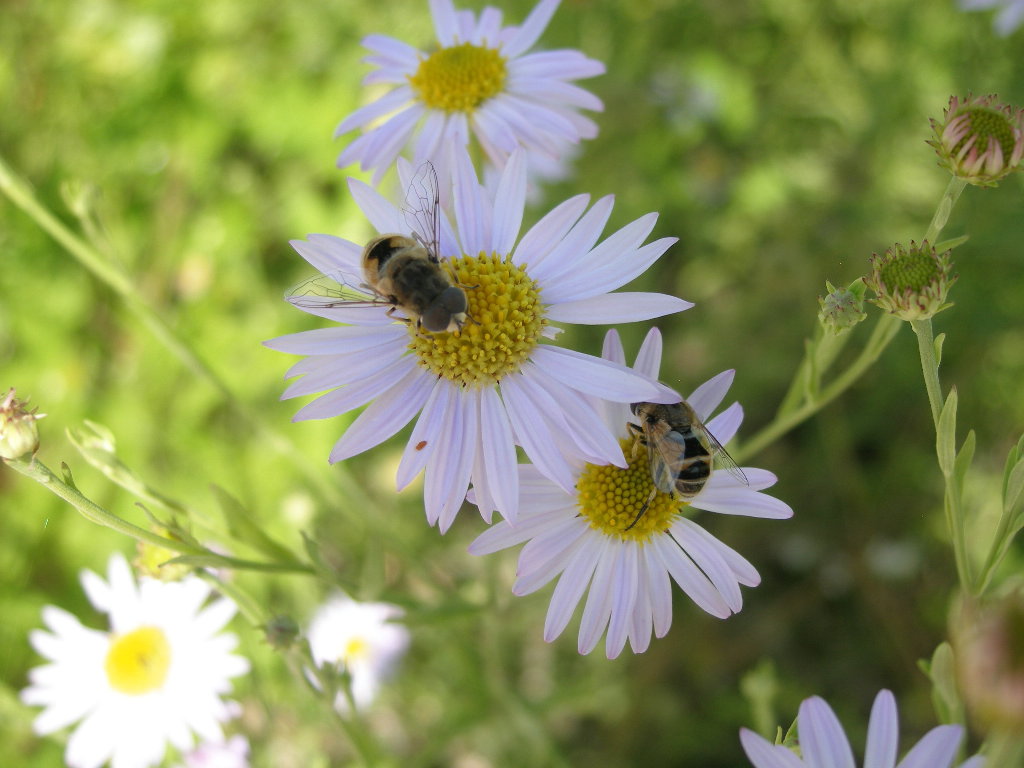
[922,177,968,245]
[0,153,378,521]
[3,457,208,556]
[734,315,901,463]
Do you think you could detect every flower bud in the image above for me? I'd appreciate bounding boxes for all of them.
[0,388,45,460]
[865,241,956,321]
[134,527,191,582]
[929,94,1024,187]
[264,615,300,650]
[954,593,1024,731]
[818,279,867,335]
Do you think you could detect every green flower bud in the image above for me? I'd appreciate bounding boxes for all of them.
[264,615,301,650]
[928,94,1024,187]
[818,279,867,335]
[0,388,45,460]
[865,241,956,321]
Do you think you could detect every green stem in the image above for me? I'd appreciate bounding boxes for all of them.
[3,456,208,556]
[734,315,901,464]
[922,177,968,245]
[0,153,377,522]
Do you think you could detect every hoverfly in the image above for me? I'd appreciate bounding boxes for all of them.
[287,163,469,334]
[627,400,748,530]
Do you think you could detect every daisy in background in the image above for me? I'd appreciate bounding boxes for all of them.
[307,594,411,711]
[175,735,250,768]
[335,0,604,184]
[265,147,690,532]
[740,689,985,768]
[959,0,1024,36]
[468,328,792,658]
[21,553,249,768]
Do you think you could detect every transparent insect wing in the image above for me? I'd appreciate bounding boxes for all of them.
[402,162,442,262]
[285,271,381,309]
[284,271,397,325]
[646,428,689,495]
[698,423,749,485]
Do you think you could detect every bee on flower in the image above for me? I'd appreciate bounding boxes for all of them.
[266,147,690,532]
[468,328,792,658]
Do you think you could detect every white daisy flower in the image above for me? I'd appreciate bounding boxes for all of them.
[307,594,411,711]
[335,0,604,184]
[740,689,985,768]
[20,553,249,768]
[265,147,690,532]
[467,328,792,659]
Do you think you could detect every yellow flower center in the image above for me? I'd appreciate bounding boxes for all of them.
[343,636,370,663]
[576,438,685,541]
[105,626,171,695]
[408,43,507,113]
[410,252,545,386]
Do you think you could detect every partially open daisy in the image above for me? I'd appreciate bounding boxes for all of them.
[265,148,690,532]
[468,328,792,658]
[21,553,249,768]
[740,689,985,768]
[336,0,604,183]
[306,594,410,711]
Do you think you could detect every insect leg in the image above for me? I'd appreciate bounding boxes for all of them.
[625,488,656,531]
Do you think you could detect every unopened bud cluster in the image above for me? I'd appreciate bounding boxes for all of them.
[818,279,867,335]
[929,94,1024,187]
[0,388,45,460]
[865,241,956,322]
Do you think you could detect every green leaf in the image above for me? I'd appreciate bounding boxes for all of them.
[937,388,958,477]
[301,530,333,578]
[953,430,975,494]
[60,461,78,490]
[933,234,969,253]
[67,421,186,515]
[920,642,962,725]
[934,333,946,367]
[1003,458,1024,531]
[210,484,298,564]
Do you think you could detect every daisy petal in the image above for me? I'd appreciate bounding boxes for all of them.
[477,386,519,521]
[691,488,794,519]
[531,345,669,403]
[895,726,964,768]
[687,369,735,421]
[739,729,805,768]
[544,531,605,641]
[864,689,899,768]
[545,292,693,324]
[490,150,527,255]
[799,696,856,768]
[502,0,561,59]
[634,327,664,381]
[327,368,432,463]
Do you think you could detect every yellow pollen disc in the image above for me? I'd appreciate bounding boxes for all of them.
[409,252,545,387]
[343,636,370,663]
[576,438,686,541]
[105,626,171,695]
[408,43,507,113]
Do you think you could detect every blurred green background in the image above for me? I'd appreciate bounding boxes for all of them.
[2,0,1023,765]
